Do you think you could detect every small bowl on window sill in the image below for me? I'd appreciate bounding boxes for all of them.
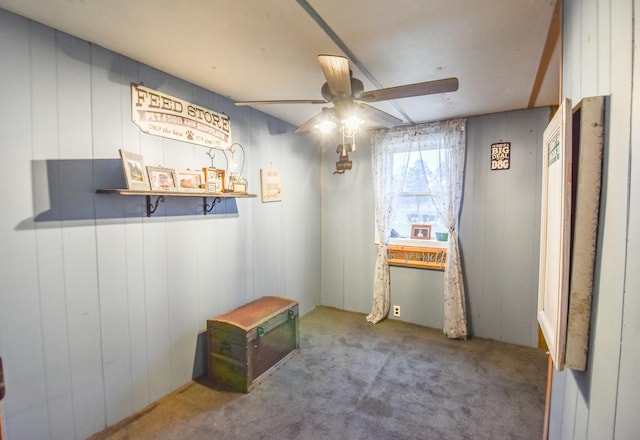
[435,232,449,241]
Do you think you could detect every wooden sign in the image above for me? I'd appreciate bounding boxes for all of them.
[387,245,446,271]
[131,83,231,150]
[490,142,511,170]
[260,169,282,202]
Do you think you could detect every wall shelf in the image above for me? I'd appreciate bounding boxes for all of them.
[96,189,256,217]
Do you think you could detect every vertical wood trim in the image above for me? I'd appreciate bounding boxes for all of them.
[538,325,549,350]
[542,354,553,440]
[558,0,563,103]
[529,0,562,107]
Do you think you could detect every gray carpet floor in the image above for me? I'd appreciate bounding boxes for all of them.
[92,306,548,440]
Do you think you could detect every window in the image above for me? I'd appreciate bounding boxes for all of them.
[388,148,448,245]
[370,118,467,334]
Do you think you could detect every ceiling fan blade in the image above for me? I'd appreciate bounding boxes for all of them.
[356,103,402,127]
[318,54,351,97]
[358,77,459,103]
[295,108,334,133]
[235,99,326,106]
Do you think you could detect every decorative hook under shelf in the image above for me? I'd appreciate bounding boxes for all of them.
[146,195,165,217]
[203,196,222,215]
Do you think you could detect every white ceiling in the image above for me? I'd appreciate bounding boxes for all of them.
[0,0,559,129]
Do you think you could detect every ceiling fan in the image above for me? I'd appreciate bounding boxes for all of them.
[235,54,459,133]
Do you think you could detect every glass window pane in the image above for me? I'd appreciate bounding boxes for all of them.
[390,150,447,240]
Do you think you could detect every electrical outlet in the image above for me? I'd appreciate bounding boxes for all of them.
[393,305,401,317]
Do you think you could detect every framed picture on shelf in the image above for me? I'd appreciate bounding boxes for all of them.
[119,149,150,190]
[203,167,225,193]
[232,182,247,193]
[176,169,205,192]
[147,166,178,191]
[411,224,432,240]
[227,172,247,193]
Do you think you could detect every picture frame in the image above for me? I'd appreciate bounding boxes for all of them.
[176,169,205,192]
[227,172,247,193]
[232,182,247,193]
[260,169,282,202]
[119,149,150,190]
[537,98,572,371]
[411,224,432,240]
[203,167,225,193]
[147,166,178,191]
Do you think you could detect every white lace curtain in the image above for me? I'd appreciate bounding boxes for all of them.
[367,119,468,340]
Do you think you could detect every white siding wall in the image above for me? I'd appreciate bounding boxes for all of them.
[548,0,640,439]
[320,136,376,314]
[461,108,549,347]
[0,10,321,439]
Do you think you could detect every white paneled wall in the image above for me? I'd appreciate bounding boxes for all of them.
[548,0,640,439]
[321,107,549,346]
[0,9,320,439]
[461,108,549,347]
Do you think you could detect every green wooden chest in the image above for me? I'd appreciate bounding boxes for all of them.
[207,296,299,393]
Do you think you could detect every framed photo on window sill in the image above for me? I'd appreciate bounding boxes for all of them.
[410,224,432,240]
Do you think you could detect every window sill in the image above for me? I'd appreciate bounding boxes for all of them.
[387,238,448,248]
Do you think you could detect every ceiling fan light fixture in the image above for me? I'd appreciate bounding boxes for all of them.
[315,119,337,133]
[342,115,364,130]
[238,55,458,136]
[339,116,363,152]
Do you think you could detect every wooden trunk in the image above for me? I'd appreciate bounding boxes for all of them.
[207,296,299,393]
